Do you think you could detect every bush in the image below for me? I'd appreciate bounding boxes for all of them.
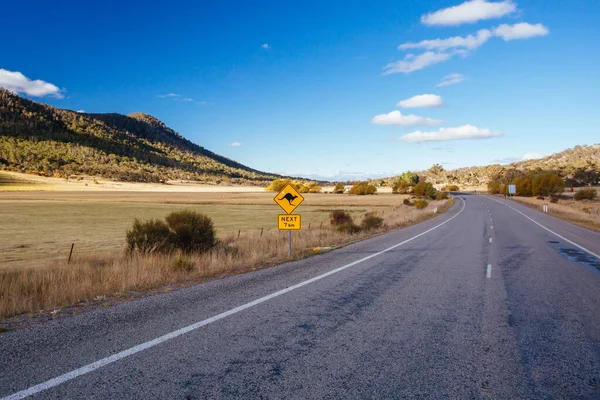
[361,214,384,231]
[532,172,564,197]
[349,181,377,195]
[330,210,353,226]
[126,210,217,255]
[392,180,411,194]
[414,200,428,209]
[126,218,172,254]
[436,192,449,200]
[403,198,413,206]
[413,182,436,199]
[550,197,559,203]
[487,180,505,194]
[512,176,533,196]
[574,188,597,200]
[444,184,459,191]
[165,210,217,254]
[336,222,362,234]
[333,183,345,194]
[170,254,195,272]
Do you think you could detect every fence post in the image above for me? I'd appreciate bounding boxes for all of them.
[68,243,74,264]
[260,227,264,237]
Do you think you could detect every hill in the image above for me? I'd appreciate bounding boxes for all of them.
[384,144,600,188]
[0,89,281,185]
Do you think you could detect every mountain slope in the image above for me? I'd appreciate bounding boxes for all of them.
[0,89,280,185]
[385,144,600,188]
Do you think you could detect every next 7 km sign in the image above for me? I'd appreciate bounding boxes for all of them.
[278,214,301,230]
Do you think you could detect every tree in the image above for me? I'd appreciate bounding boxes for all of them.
[412,182,436,199]
[512,176,532,196]
[333,183,345,194]
[532,172,565,196]
[349,181,377,195]
[400,171,419,185]
[487,181,505,194]
[428,164,444,176]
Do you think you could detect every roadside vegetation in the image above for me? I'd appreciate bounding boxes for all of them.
[0,197,453,320]
[484,170,600,231]
[265,179,322,193]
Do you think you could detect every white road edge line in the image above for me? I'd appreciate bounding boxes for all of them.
[1,199,467,400]
[488,197,600,260]
[486,264,492,279]
[489,238,493,243]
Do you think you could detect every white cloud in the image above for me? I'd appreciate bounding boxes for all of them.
[158,93,180,98]
[421,0,516,26]
[383,51,453,74]
[0,69,63,98]
[229,142,242,147]
[76,110,85,113]
[399,29,493,51]
[437,73,465,87]
[397,94,444,108]
[522,152,545,160]
[181,97,194,102]
[371,110,443,126]
[261,43,270,49]
[396,124,502,143]
[493,23,549,40]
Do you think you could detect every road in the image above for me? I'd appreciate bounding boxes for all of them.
[1,194,600,399]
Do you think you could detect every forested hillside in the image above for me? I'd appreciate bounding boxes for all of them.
[0,89,280,185]
[384,144,600,188]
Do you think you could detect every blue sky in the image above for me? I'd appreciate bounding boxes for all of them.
[1,0,599,180]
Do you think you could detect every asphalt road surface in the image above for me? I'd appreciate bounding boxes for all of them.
[1,194,600,399]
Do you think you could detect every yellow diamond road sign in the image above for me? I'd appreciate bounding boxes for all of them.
[274,184,304,214]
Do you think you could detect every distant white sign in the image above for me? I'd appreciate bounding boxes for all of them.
[508,184,516,195]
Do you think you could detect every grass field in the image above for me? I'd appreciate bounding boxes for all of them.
[0,187,452,320]
[0,200,382,270]
[0,191,431,271]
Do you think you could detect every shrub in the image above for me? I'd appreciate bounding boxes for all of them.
[265,179,292,192]
[336,222,362,234]
[574,188,597,200]
[403,198,413,206]
[436,192,449,200]
[126,218,172,254]
[487,180,505,194]
[413,182,436,199]
[361,214,384,231]
[536,196,545,200]
[550,197,559,203]
[414,200,428,209]
[512,176,533,196]
[330,210,353,226]
[444,184,459,191]
[171,254,195,272]
[333,183,345,194]
[532,172,564,197]
[392,180,411,194]
[165,210,217,254]
[349,181,377,195]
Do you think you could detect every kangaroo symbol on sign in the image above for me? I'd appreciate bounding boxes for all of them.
[279,193,298,205]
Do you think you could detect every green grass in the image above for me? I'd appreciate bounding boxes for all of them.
[0,200,380,270]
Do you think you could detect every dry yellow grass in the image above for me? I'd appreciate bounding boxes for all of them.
[510,196,600,231]
[0,198,453,319]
